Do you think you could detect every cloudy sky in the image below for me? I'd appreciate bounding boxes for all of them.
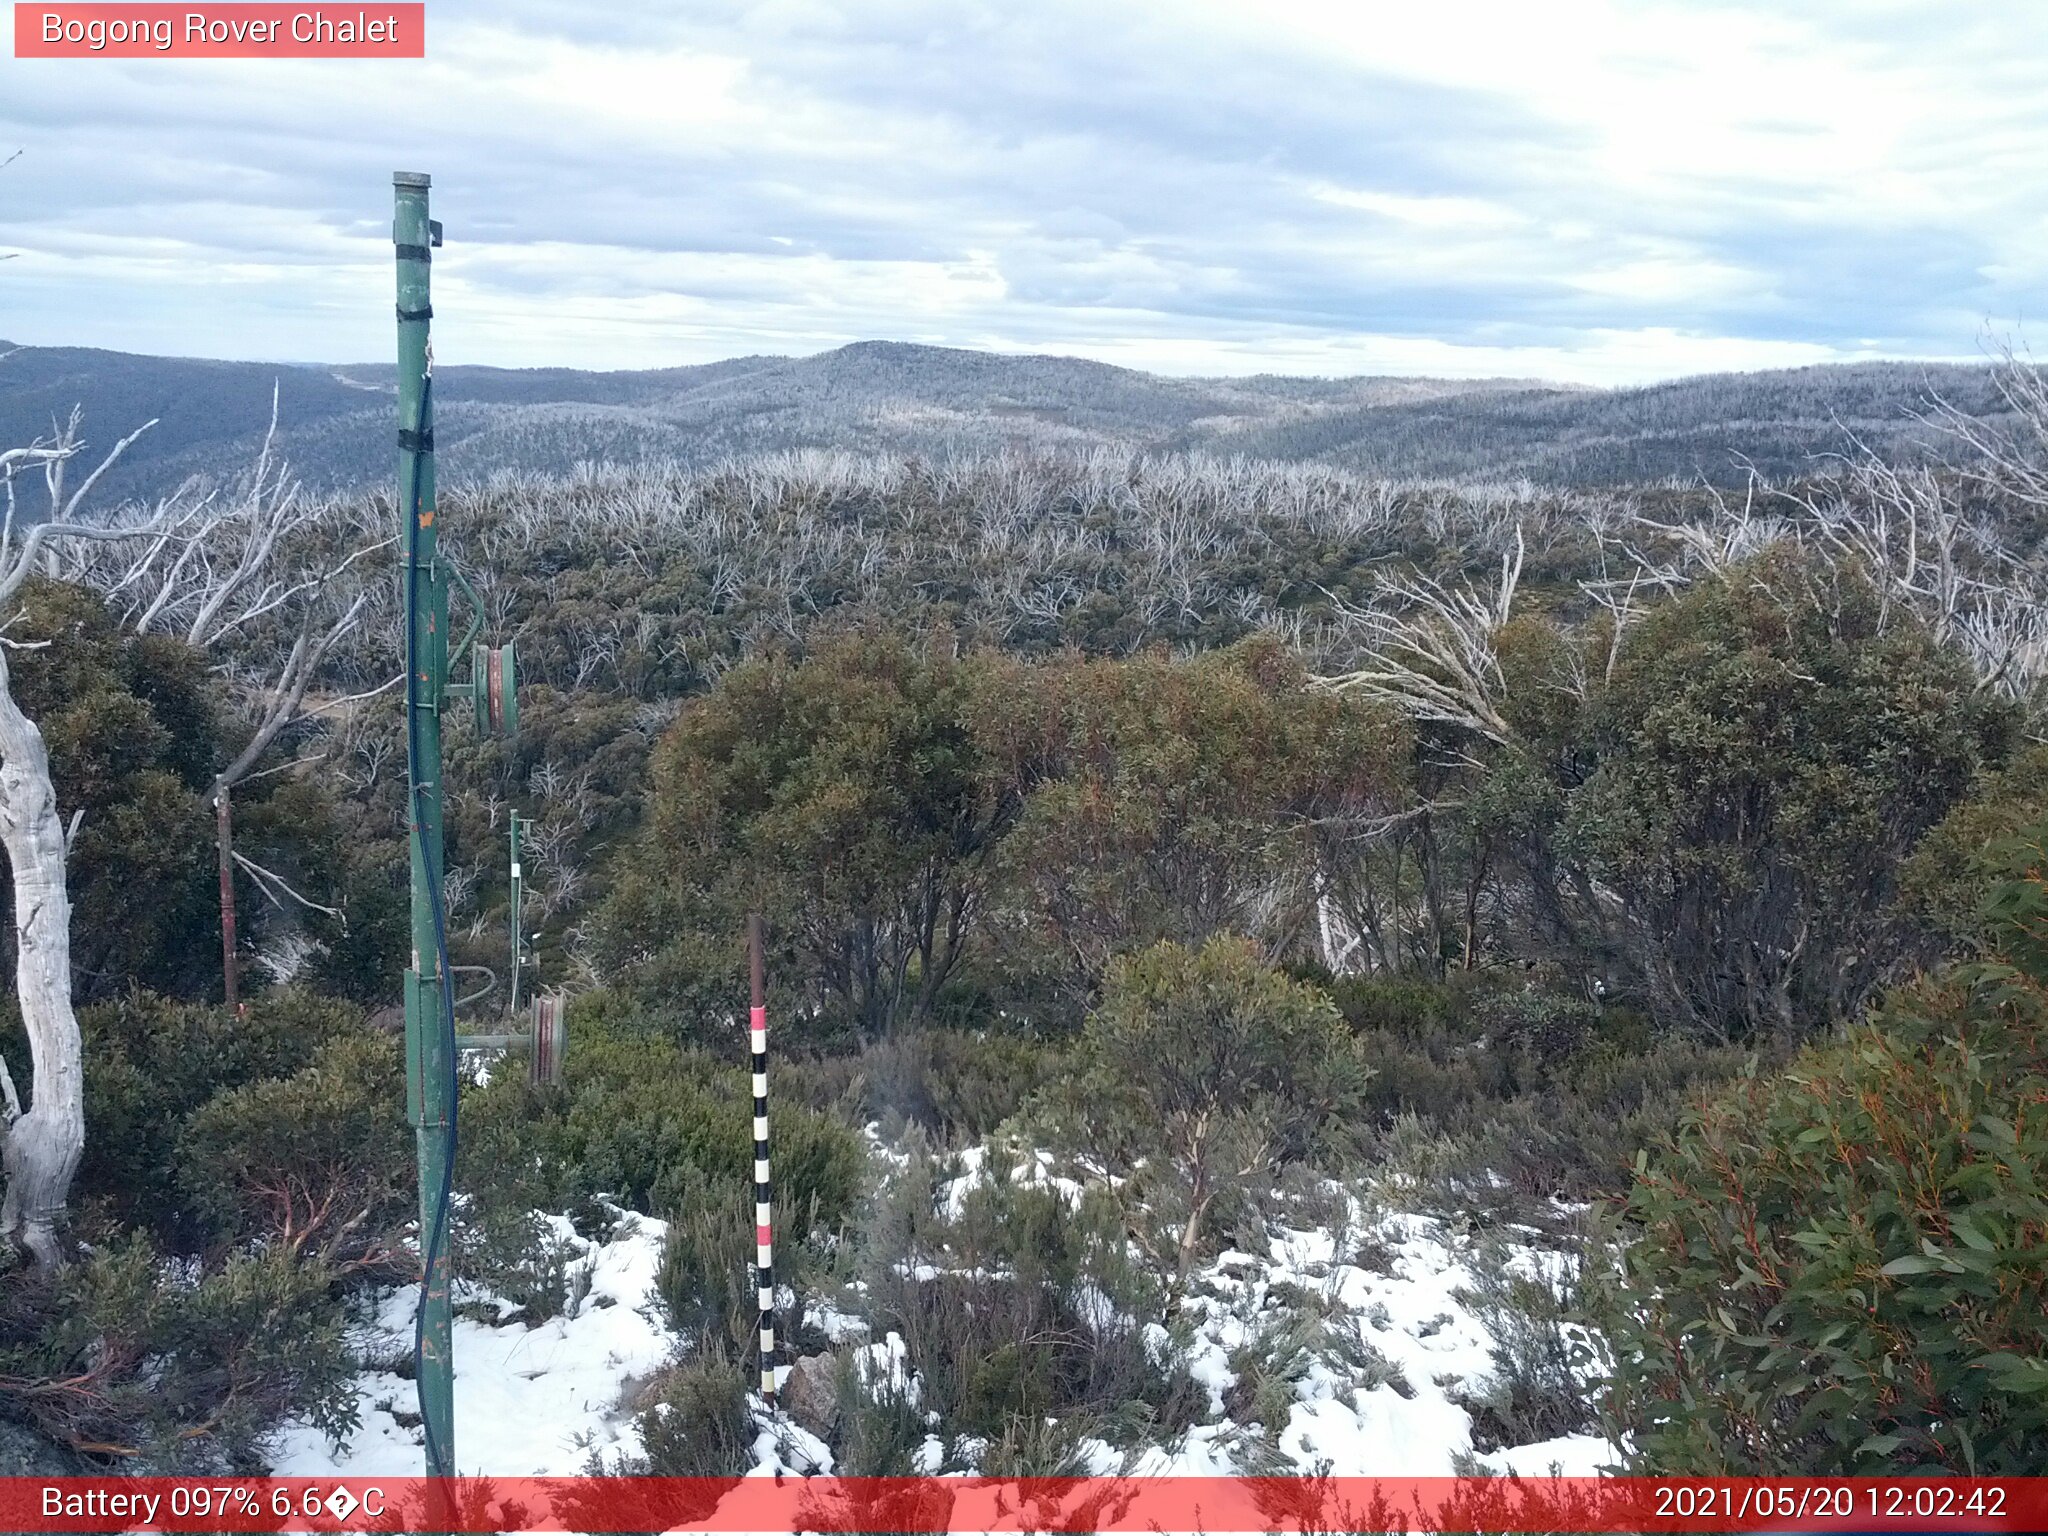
[2,0,2044,383]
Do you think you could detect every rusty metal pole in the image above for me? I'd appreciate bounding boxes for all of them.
[215,790,239,1011]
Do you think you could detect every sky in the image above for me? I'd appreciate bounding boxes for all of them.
[2,0,2045,384]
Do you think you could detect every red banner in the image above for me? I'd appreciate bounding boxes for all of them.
[12,4,424,57]
[4,1476,2045,1532]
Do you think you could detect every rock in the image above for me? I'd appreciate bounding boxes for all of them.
[782,1353,840,1442]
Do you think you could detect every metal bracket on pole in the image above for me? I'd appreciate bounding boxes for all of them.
[443,559,518,739]
[469,641,518,738]
[530,994,567,1088]
[452,994,567,1086]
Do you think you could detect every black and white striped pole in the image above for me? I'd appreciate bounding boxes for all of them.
[747,912,778,1408]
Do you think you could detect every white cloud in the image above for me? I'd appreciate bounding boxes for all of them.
[1308,187,1528,234]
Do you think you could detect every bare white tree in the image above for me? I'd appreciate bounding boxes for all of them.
[1916,341,2048,516]
[1320,526,1526,745]
[1605,373,2048,708]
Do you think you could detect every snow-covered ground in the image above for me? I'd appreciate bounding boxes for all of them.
[1161,1212,1612,1478]
[270,1212,674,1478]
[272,1164,1615,1486]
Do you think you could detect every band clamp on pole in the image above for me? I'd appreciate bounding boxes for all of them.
[748,913,778,1407]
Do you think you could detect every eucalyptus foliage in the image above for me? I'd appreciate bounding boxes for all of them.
[1600,822,2048,1472]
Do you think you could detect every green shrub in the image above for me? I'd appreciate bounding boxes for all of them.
[1523,1033,1748,1196]
[1899,743,2048,951]
[594,629,1024,1045]
[1318,973,1467,1040]
[1450,1231,1600,1453]
[1979,818,2048,981]
[74,988,369,1244]
[176,1033,410,1268]
[1225,1296,1411,1435]
[631,1352,756,1477]
[849,1144,1199,1455]
[1476,987,1599,1061]
[1387,1033,1750,1210]
[306,866,411,1005]
[1599,964,2048,1472]
[1565,559,2016,1040]
[460,1026,864,1225]
[654,1163,816,1360]
[994,639,1402,1001]
[457,1207,578,1323]
[1057,936,1369,1289]
[568,1350,754,1527]
[0,1238,356,1469]
[0,989,392,1466]
[1319,973,1749,1204]
[0,581,220,1004]
[830,1358,932,1477]
[972,1414,1106,1478]
[0,578,361,1007]
[841,1028,1067,1142]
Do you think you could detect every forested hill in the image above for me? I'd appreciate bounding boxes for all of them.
[0,337,2008,507]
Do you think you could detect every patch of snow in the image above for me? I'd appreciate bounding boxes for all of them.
[1278,1391,1474,1477]
[275,1154,1618,1491]
[850,1330,921,1406]
[1169,1205,1601,1479]
[753,1419,832,1475]
[1481,1432,1620,1476]
[938,1142,1090,1217]
[269,1211,672,1477]
[803,1299,871,1344]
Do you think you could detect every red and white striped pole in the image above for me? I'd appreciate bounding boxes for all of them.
[747,913,777,1407]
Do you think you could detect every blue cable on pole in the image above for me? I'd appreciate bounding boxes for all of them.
[404,369,459,1481]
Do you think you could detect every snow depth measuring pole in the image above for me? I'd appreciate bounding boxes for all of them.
[749,913,779,1406]
[394,171,517,1483]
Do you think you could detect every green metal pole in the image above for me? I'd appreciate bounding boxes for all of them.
[508,811,524,1018]
[394,169,455,1482]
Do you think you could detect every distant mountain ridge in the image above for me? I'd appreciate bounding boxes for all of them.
[0,338,2006,509]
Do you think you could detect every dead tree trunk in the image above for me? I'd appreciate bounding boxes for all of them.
[0,645,84,1271]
